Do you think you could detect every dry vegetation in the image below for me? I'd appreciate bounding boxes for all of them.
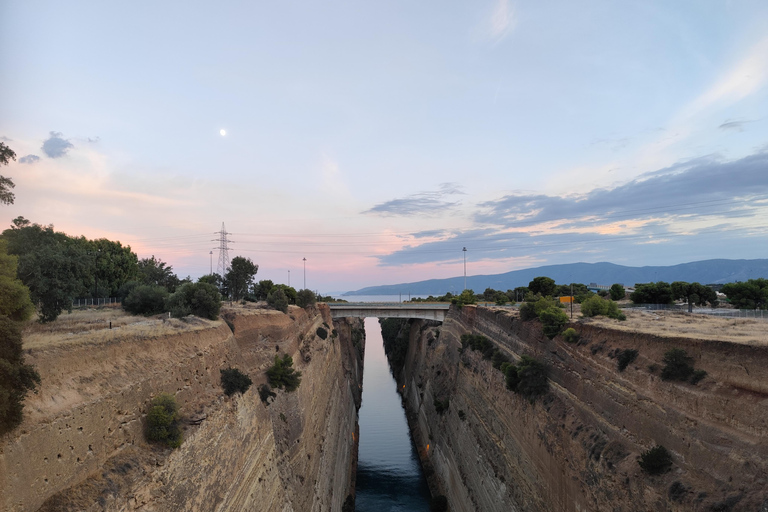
[580,308,768,346]
[22,306,214,350]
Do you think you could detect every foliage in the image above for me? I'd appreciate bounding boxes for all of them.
[0,316,41,435]
[520,295,562,321]
[539,306,568,339]
[145,393,183,448]
[609,283,626,301]
[433,397,449,414]
[0,141,17,205]
[252,280,275,301]
[123,285,169,316]
[138,255,182,292]
[258,384,276,404]
[518,301,538,321]
[631,282,673,305]
[220,367,252,396]
[721,278,768,310]
[296,288,317,308]
[266,354,302,392]
[528,276,557,297]
[266,288,289,313]
[505,355,549,400]
[0,241,34,322]
[88,238,139,297]
[638,445,672,475]
[671,281,718,312]
[430,495,448,512]
[197,273,223,292]
[451,289,477,307]
[461,333,494,358]
[166,282,221,320]
[689,369,707,385]
[581,295,626,320]
[616,349,639,372]
[224,256,258,301]
[660,348,694,382]
[562,327,579,343]
[316,326,328,339]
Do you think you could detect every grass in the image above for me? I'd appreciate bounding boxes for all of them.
[580,309,767,346]
[22,308,214,351]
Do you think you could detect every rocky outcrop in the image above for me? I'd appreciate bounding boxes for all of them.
[394,305,768,512]
[0,304,363,511]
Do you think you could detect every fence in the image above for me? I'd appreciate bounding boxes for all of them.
[625,303,768,322]
[72,297,119,307]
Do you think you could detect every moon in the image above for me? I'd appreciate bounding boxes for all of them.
[220,129,226,136]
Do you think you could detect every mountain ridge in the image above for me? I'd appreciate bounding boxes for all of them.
[343,259,768,296]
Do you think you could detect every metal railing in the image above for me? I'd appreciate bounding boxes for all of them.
[72,297,119,307]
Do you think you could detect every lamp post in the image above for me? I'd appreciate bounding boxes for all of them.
[303,258,307,290]
[463,247,467,291]
[288,270,291,287]
[209,251,213,274]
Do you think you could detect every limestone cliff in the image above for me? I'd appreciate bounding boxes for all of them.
[0,304,363,512]
[393,306,768,512]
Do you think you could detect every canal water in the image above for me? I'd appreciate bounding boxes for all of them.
[355,317,431,511]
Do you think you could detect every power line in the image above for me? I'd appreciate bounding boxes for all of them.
[212,222,234,278]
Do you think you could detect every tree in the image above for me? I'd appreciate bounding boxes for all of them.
[266,354,302,392]
[539,306,569,339]
[721,279,768,310]
[671,281,717,312]
[145,393,183,448]
[123,285,168,316]
[630,282,673,305]
[166,282,221,320]
[253,279,275,301]
[0,241,34,322]
[528,276,557,297]
[0,142,17,205]
[609,283,626,301]
[87,238,139,297]
[296,289,317,308]
[224,256,258,301]
[0,317,41,435]
[138,256,182,292]
[3,221,91,322]
[267,288,289,313]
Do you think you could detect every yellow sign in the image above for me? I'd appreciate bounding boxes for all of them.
[559,296,574,303]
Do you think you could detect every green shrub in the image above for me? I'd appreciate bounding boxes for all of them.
[616,349,639,372]
[562,327,579,343]
[460,333,494,358]
[515,355,549,400]
[539,306,568,339]
[491,349,510,370]
[316,327,328,340]
[689,369,707,385]
[166,282,221,320]
[430,495,448,512]
[145,393,182,448]
[0,316,40,435]
[266,354,302,392]
[505,363,520,390]
[296,289,317,308]
[220,367,252,396]
[581,296,625,320]
[661,348,694,381]
[433,398,449,414]
[258,384,276,404]
[638,445,672,475]
[266,288,289,313]
[519,301,538,321]
[123,285,168,315]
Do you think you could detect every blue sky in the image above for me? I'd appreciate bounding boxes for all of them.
[1,0,767,292]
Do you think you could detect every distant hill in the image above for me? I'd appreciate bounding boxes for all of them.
[343,259,768,296]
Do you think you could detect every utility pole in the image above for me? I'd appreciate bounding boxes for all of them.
[570,283,574,319]
[209,251,213,274]
[303,258,307,290]
[213,222,234,279]
[463,247,467,291]
[288,270,291,287]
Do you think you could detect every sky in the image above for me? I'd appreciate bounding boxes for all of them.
[1,0,767,293]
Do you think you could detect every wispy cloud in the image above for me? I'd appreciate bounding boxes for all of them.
[19,154,40,164]
[365,182,465,217]
[41,131,74,158]
[488,0,516,43]
[718,118,755,131]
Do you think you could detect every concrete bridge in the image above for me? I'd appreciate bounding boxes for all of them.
[328,302,450,321]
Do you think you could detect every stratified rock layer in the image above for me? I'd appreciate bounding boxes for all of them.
[395,306,768,512]
[0,304,363,512]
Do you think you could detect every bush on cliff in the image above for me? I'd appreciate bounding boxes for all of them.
[0,316,40,436]
[660,348,694,381]
[506,355,549,401]
[266,354,302,392]
[638,445,672,475]
[166,282,221,320]
[266,288,289,313]
[580,295,626,320]
[316,326,328,340]
[296,289,317,308]
[539,306,568,339]
[258,384,276,404]
[145,393,183,448]
[562,327,579,343]
[616,349,639,372]
[220,367,252,396]
[123,284,168,316]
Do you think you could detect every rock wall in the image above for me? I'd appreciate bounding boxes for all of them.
[0,304,363,512]
[395,306,768,512]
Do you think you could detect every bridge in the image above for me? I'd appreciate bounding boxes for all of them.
[328,302,450,321]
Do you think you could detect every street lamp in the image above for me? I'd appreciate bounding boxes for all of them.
[288,270,291,287]
[209,251,213,274]
[463,247,467,291]
[303,257,307,290]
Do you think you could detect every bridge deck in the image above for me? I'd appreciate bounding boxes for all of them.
[327,302,450,321]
